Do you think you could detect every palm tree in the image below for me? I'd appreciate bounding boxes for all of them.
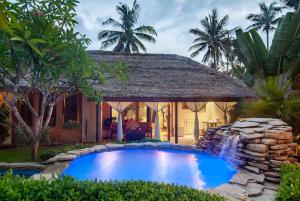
[98,0,157,53]
[189,9,230,69]
[280,0,300,10]
[246,2,282,49]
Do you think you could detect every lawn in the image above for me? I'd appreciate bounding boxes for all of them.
[0,144,94,163]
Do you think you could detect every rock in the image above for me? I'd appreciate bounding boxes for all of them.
[92,145,107,151]
[277,139,292,144]
[247,118,273,123]
[268,120,287,126]
[32,173,58,181]
[246,144,268,153]
[246,182,264,196]
[243,139,261,144]
[67,148,94,156]
[240,133,264,140]
[248,162,269,171]
[233,121,260,128]
[270,144,289,150]
[43,162,69,175]
[261,139,277,145]
[265,130,292,140]
[106,143,125,149]
[270,160,289,166]
[244,166,260,174]
[125,143,144,148]
[265,171,280,178]
[265,177,280,183]
[236,152,265,161]
[230,171,253,186]
[57,154,77,162]
[243,150,267,157]
[274,156,288,161]
[251,189,277,201]
[246,172,265,184]
[264,182,279,191]
[209,184,250,201]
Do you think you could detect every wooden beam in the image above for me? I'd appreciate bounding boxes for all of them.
[167,105,170,141]
[96,103,100,143]
[175,102,178,144]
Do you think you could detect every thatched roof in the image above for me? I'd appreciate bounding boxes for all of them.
[88,50,256,102]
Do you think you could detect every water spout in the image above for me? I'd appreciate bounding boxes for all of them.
[219,135,239,163]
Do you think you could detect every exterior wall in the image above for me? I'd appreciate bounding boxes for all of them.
[48,94,82,144]
[176,102,226,136]
[81,96,97,143]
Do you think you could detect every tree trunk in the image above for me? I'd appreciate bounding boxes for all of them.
[31,140,39,161]
[266,30,269,50]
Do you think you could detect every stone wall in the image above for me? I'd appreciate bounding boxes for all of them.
[196,118,298,183]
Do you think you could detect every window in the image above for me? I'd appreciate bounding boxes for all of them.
[17,99,33,126]
[63,95,78,122]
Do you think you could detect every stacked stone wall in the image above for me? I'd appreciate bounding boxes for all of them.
[196,118,298,183]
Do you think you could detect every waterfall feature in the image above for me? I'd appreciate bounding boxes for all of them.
[219,135,239,163]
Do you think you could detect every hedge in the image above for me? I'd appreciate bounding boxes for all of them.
[277,164,300,201]
[0,173,226,201]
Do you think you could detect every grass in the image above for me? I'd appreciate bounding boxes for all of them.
[0,139,163,163]
[0,144,94,163]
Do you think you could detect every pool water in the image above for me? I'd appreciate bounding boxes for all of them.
[62,148,237,189]
[0,169,41,177]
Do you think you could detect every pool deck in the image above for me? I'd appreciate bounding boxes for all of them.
[1,142,278,201]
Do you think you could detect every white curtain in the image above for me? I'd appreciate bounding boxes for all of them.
[107,102,132,142]
[215,102,236,124]
[186,102,207,140]
[145,102,170,140]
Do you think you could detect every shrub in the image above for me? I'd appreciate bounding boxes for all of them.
[0,173,226,201]
[277,164,300,201]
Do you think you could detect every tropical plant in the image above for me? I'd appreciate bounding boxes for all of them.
[246,2,282,49]
[233,8,300,87]
[241,77,300,133]
[189,9,230,69]
[234,9,300,136]
[0,0,125,160]
[280,0,300,10]
[98,0,157,53]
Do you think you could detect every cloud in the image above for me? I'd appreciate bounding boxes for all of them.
[75,0,284,62]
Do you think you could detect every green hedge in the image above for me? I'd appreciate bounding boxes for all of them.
[0,173,226,201]
[277,164,300,201]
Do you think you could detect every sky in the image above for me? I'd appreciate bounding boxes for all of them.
[75,0,283,62]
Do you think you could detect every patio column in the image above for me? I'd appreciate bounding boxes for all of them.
[95,102,101,143]
[175,102,178,144]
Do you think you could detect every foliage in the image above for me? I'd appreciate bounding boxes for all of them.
[0,104,10,143]
[241,77,300,136]
[280,0,300,10]
[277,164,300,201]
[233,8,300,87]
[98,0,157,53]
[62,120,80,129]
[0,173,227,201]
[0,0,126,160]
[246,2,282,49]
[189,9,230,69]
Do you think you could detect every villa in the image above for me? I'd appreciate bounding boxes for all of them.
[1,51,255,146]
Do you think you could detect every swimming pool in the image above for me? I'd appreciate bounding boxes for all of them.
[62,148,237,189]
[0,169,41,177]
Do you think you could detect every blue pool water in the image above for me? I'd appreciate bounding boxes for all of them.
[0,169,41,177]
[62,148,237,189]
